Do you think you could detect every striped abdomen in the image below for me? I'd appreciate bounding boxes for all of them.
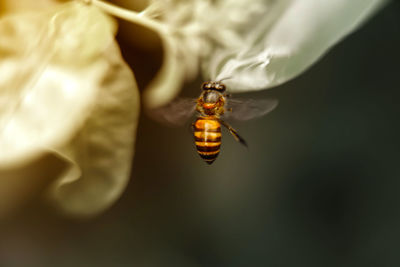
[193,117,221,165]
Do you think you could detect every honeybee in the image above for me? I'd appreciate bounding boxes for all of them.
[150,81,278,164]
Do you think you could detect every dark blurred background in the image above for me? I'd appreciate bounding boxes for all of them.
[1,2,400,267]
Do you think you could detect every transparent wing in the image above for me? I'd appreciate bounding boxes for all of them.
[224,98,278,121]
[147,97,197,127]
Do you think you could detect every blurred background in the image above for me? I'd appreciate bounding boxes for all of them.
[0,2,400,267]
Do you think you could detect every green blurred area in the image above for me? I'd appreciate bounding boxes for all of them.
[1,2,400,267]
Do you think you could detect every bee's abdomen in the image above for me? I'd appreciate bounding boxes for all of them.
[193,117,221,165]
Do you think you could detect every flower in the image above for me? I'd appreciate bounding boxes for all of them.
[0,0,388,218]
[112,0,388,106]
[0,1,139,217]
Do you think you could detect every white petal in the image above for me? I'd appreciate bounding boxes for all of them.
[48,43,139,217]
[0,0,58,15]
[102,0,202,108]
[0,2,116,167]
[203,0,388,92]
[0,2,139,217]
[142,35,187,109]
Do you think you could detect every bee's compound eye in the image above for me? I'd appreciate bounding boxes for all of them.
[202,82,212,89]
[216,84,226,91]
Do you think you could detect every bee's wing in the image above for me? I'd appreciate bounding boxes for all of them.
[147,97,197,127]
[224,98,278,121]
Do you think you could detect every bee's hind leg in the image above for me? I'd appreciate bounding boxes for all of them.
[219,120,248,147]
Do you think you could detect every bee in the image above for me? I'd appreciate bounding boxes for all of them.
[150,81,278,164]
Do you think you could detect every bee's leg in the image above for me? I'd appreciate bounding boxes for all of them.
[223,95,232,113]
[219,120,248,147]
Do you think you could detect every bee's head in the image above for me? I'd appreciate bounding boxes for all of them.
[201,81,226,92]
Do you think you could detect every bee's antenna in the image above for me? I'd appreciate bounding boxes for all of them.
[217,76,233,83]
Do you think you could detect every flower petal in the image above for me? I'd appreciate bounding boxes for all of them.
[142,35,187,109]
[103,0,199,108]
[0,0,58,15]
[0,2,139,217]
[0,2,117,167]
[203,0,388,92]
[48,42,139,217]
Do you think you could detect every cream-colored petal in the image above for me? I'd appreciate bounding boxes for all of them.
[48,43,139,217]
[93,0,194,108]
[0,2,138,217]
[0,0,58,15]
[142,35,186,109]
[0,2,116,167]
[203,0,388,92]
[0,153,68,219]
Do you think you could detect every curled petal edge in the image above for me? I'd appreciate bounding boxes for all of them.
[204,0,389,92]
